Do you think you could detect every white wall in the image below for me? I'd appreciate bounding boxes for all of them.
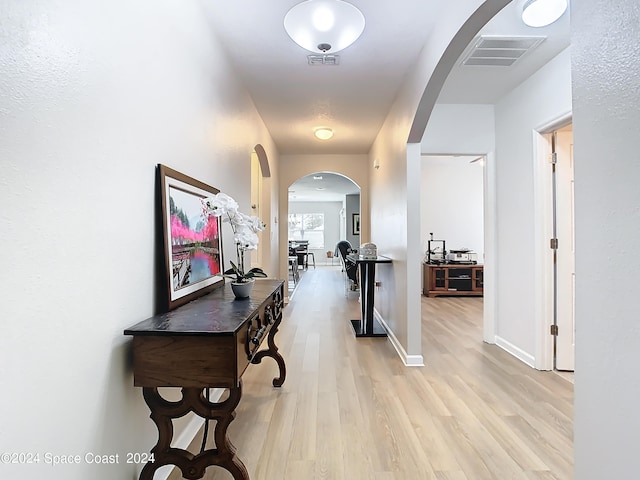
[420,104,495,261]
[493,48,572,361]
[421,104,496,155]
[0,1,278,478]
[420,156,484,261]
[572,2,640,478]
[345,193,360,248]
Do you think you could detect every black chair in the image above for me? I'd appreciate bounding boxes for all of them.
[290,240,309,269]
[336,240,358,287]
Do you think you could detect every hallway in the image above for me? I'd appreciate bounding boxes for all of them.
[186,266,573,479]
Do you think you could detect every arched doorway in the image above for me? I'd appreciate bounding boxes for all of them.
[409,0,571,367]
[287,172,360,293]
[374,0,512,364]
[277,155,370,300]
[251,144,274,277]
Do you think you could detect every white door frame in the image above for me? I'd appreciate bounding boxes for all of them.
[483,151,497,345]
[532,111,572,370]
[250,150,263,268]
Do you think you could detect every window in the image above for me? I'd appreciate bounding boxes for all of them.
[288,213,324,249]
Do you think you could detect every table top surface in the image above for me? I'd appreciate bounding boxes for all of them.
[347,254,392,264]
[124,279,283,337]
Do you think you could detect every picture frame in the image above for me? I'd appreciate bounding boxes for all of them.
[352,213,360,235]
[157,164,225,311]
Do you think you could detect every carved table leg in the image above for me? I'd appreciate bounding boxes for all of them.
[139,382,248,480]
[251,312,286,387]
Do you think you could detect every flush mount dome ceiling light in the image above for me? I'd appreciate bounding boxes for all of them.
[284,0,365,53]
[314,127,334,140]
[521,0,568,27]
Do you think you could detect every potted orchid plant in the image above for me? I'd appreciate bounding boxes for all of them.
[202,193,267,297]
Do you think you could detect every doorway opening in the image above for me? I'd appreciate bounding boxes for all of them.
[287,172,360,293]
[420,155,485,266]
[250,150,263,269]
[420,154,493,344]
[250,144,272,278]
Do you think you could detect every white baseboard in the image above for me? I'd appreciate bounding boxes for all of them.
[494,335,535,368]
[375,309,424,367]
[153,388,225,480]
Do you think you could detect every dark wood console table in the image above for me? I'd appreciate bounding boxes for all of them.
[347,254,392,337]
[124,280,285,480]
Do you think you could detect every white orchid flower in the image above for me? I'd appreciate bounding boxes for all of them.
[201,193,267,283]
[202,193,239,217]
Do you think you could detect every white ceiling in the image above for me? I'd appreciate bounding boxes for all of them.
[289,172,360,203]
[206,0,445,155]
[437,2,570,104]
[206,0,570,197]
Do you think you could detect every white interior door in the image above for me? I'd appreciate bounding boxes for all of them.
[555,126,575,371]
[250,151,263,268]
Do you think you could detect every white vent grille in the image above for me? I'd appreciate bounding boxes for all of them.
[461,36,545,67]
[307,54,340,66]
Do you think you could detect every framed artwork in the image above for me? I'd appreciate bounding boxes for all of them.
[157,164,224,311]
[352,213,360,235]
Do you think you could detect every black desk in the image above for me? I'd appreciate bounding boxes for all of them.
[288,241,309,269]
[347,254,392,337]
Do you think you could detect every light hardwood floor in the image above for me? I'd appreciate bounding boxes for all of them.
[175,266,573,479]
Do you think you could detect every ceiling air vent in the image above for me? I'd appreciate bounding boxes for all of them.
[307,54,340,66]
[461,35,545,67]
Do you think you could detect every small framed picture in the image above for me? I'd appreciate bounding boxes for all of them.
[157,165,225,311]
[352,213,360,235]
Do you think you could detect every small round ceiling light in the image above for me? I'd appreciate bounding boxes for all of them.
[521,0,568,27]
[284,0,366,54]
[314,127,334,140]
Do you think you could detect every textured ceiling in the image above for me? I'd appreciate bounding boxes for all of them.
[206,1,570,198]
[289,172,360,203]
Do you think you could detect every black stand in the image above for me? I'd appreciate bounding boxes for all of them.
[350,319,387,337]
[348,256,391,337]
